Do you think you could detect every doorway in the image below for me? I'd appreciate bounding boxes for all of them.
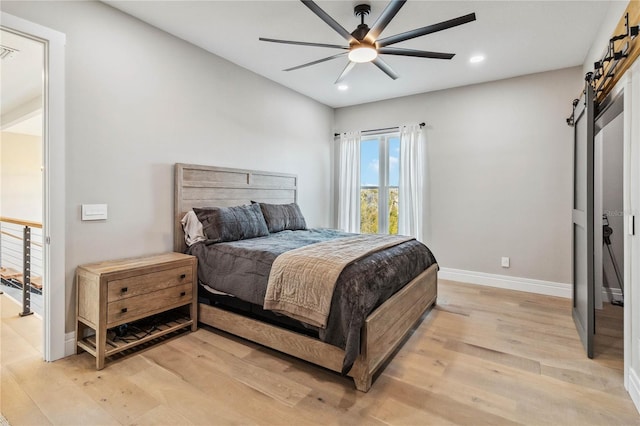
[1,12,66,362]
[594,93,624,359]
[0,28,45,352]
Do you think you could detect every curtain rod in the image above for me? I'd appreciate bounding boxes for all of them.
[334,122,425,137]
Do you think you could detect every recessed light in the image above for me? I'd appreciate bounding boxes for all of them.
[469,55,485,63]
[337,84,349,91]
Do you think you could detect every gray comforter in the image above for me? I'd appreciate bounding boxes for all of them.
[188,228,437,373]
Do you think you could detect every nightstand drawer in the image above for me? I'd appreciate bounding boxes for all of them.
[107,265,193,302]
[107,282,193,325]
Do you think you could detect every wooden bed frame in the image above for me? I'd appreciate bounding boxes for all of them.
[174,163,437,391]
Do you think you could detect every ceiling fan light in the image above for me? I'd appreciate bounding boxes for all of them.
[348,46,377,63]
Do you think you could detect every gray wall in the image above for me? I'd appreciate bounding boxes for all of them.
[602,113,624,290]
[1,1,334,331]
[334,67,582,283]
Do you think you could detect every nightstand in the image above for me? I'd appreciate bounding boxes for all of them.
[75,252,197,369]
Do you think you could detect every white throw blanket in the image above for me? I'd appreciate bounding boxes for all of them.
[263,234,412,328]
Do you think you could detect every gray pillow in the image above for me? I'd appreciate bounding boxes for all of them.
[193,204,269,243]
[255,202,307,233]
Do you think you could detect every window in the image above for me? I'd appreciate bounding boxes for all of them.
[360,133,400,234]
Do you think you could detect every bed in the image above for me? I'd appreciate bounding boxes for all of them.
[174,163,438,391]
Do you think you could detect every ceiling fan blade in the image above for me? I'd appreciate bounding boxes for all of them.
[378,47,454,60]
[300,0,357,44]
[364,0,407,44]
[259,37,348,50]
[284,52,347,72]
[335,61,356,84]
[372,57,399,80]
[377,13,477,47]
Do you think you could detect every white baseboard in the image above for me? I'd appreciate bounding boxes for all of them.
[64,331,76,357]
[602,287,624,303]
[438,267,571,298]
[629,368,640,415]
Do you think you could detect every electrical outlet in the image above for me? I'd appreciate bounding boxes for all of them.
[501,257,510,268]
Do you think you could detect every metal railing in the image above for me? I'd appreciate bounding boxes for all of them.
[0,217,43,316]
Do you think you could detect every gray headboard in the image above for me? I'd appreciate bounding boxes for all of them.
[174,163,298,253]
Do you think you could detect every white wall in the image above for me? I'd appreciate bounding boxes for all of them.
[0,131,42,223]
[1,1,334,331]
[335,67,582,284]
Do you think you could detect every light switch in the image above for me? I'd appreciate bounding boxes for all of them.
[82,204,108,221]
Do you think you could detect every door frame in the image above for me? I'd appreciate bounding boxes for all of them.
[1,12,66,361]
[624,59,640,409]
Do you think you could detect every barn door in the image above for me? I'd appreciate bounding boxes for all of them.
[572,83,596,358]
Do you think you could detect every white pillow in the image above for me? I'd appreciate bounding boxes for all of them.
[181,210,206,246]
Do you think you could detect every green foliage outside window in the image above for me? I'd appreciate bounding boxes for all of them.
[360,188,398,234]
[389,188,398,234]
[360,188,378,234]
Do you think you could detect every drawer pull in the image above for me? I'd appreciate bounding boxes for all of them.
[121,287,128,293]
[121,307,128,313]
[180,291,186,297]
[180,274,186,279]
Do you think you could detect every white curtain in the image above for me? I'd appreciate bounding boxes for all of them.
[337,131,361,233]
[398,124,427,241]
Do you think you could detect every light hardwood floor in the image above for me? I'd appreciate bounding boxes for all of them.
[1,280,638,425]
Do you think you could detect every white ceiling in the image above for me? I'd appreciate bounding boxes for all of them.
[105,0,612,108]
[3,113,42,137]
[0,29,43,134]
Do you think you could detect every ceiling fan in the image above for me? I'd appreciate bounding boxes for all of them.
[259,0,477,84]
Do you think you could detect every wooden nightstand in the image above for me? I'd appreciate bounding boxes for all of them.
[75,252,197,369]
